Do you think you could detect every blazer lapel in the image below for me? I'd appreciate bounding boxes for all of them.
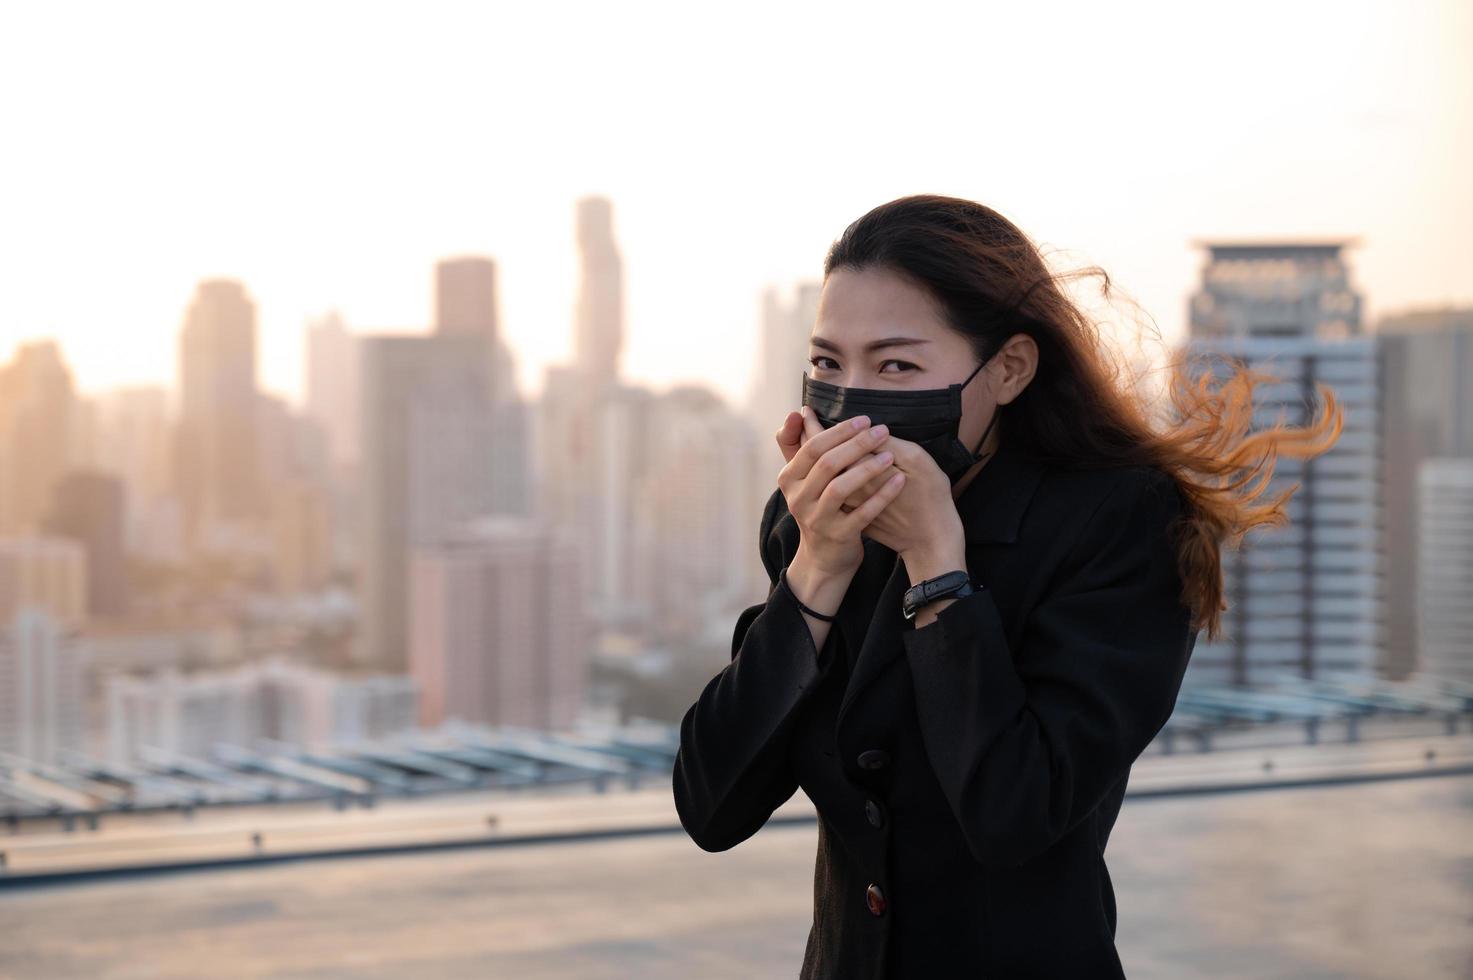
[833,439,1048,734]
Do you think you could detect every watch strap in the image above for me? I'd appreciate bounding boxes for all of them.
[902,569,977,620]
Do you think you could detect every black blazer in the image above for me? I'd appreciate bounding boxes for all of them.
[672,438,1200,979]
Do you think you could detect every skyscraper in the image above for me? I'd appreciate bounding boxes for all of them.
[358,333,497,669]
[0,340,78,536]
[1376,308,1473,678]
[174,279,261,552]
[44,470,129,618]
[434,255,518,404]
[305,311,362,468]
[1183,241,1381,685]
[1415,458,1473,687]
[573,196,625,390]
[0,608,85,765]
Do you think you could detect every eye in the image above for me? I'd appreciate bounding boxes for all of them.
[808,357,917,374]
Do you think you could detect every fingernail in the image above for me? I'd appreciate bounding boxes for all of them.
[873,423,888,437]
[850,415,869,429]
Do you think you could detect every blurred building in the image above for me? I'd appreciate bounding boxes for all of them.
[537,197,648,630]
[1183,241,1382,686]
[435,256,531,519]
[0,339,79,536]
[106,655,418,763]
[358,333,497,669]
[1414,457,1473,687]
[740,279,823,598]
[270,476,334,594]
[747,280,821,455]
[92,384,182,563]
[0,607,86,765]
[305,311,363,468]
[174,279,262,553]
[43,470,129,618]
[1375,307,1473,679]
[0,534,88,630]
[571,197,625,391]
[409,516,584,730]
[632,385,762,642]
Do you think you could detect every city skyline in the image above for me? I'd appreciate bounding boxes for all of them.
[1,1,1469,411]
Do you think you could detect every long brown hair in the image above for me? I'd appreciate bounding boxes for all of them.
[823,194,1343,642]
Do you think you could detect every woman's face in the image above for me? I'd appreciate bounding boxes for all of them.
[811,264,1010,465]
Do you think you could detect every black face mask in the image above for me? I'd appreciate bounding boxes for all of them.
[801,354,1001,485]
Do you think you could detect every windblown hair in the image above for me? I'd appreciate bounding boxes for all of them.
[823,194,1343,642]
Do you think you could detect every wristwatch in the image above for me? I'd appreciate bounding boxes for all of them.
[902,570,978,620]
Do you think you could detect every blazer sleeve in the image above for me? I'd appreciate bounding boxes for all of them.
[671,487,830,852]
[902,467,1198,870]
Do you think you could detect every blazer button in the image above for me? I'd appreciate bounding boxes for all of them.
[864,798,885,829]
[857,749,891,770]
[865,882,887,916]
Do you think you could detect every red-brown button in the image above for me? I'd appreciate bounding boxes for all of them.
[865,882,886,916]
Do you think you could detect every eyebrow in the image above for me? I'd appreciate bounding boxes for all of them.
[809,335,932,353]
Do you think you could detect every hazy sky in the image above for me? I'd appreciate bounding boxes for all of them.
[1,0,1468,411]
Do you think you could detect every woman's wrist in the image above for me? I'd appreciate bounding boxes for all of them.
[786,546,856,621]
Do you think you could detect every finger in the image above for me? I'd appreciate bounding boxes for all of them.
[800,404,823,445]
[817,446,898,516]
[838,469,907,537]
[775,411,802,463]
[788,406,870,482]
[806,420,891,496]
[843,468,891,512]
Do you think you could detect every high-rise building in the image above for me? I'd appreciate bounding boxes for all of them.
[434,256,518,404]
[1415,458,1473,687]
[0,608,85,765]
[537,198,642,628]
[1182,241,1381,685]
[358,333,497,669]
[1188,241,1363,341]
[435,256,500,339]
[1375,307,1473,678]
[174,279,262,551]
[742,280,824,593]
[632,385,762,641]
[0,340,79,535]
[43,470,129,618]
[748,280,822,452]
[573,196,625,390]
[409,515,584,730]
[305,311,362,467]
[93,385,179,562]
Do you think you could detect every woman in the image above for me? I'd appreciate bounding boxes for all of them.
[671,194,1341,978]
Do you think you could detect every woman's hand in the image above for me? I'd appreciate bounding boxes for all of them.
[773,406,906,576]
[779,409,963,564]
[836,433,964,564]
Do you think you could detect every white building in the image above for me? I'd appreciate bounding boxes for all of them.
[106,656,418,764]
[0,608,86,765]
